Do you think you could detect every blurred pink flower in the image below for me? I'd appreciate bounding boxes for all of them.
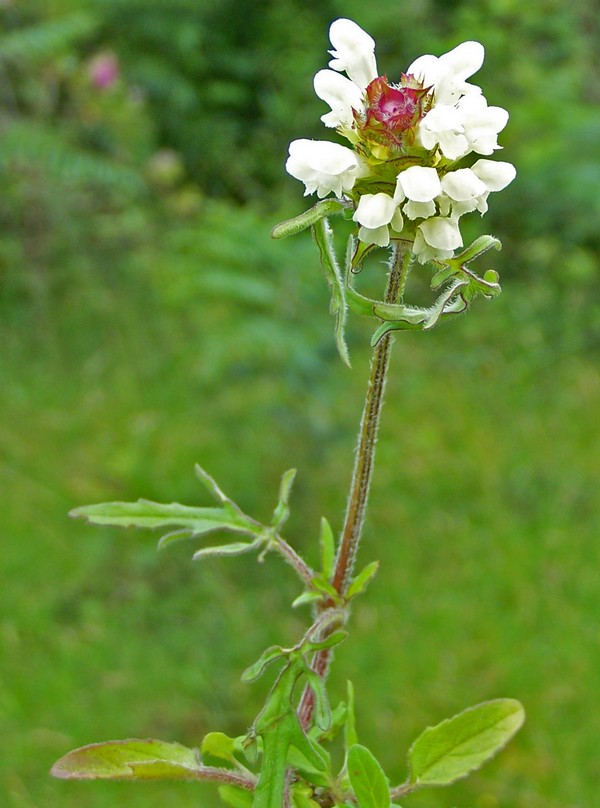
[88,52,120,90]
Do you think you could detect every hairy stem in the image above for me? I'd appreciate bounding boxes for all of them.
[331,244,410,595]
[298,243,412,728]
[271,532,315,587]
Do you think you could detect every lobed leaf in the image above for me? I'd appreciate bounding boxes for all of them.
[407,699,525,788]
[70,499,259,550]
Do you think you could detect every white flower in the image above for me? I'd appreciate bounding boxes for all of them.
[313,69,364,129]
[395,165,442,202]
[414,216,463,263]
[418,104,469,160]
[353,192,404,247]
[457,93,509,155]
[327,18,378,90]
[441,168,487,201]
[286,139,360,198]
[471,158,516,191]
[408,41,484,105]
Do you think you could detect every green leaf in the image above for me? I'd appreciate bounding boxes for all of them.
[346,561,379,600]
[70,500,258,549]
[344,681,358,751]
[51,739,202,781]
[303,668,332,731]
[347,745,391,808]
[305,630,347,654]
[291,783,322,808]
[312,217,351,367]
[241,645,286,683]
[219,784,255,808]
[408,699,525,788]
[319,517,335,579]
[193,537,264,560]
[271,199,347,239]
[272,468,297,529]
[200,732,237,767]
[292,590,325,609]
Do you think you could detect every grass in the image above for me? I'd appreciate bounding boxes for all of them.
[2,207,599,807]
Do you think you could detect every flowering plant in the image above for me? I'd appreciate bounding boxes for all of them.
[52,18,524,808]
[286,18,515,260]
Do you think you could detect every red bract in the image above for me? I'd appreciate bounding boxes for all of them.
[358,75,431,150]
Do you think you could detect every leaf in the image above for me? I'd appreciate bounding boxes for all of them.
[319,517,335,579]
[272,468,297,529]
[271,199,346,239]
[346,561,379,600]
[70,499,259,551]
[305,630,347,654]
[312,217,351,367]
[192,537,264,560]
[219,784,254,808]
[201,732,237,767]
[408,699,525,788]
[292,590,325,609]
[344,681,358,751]
[291,783,322,808]
[303,668,332,731]
[51,739,202,781]
[241,645,286,683]
[347,745,391,808]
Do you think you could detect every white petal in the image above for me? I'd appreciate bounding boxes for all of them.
[438,41,484,81]
[406,53,442,87]
[390,207,404,232]
[358,224,390,247]
[418,105,468,157]
[450,198,480,217]
[471,159,516,191]
[397,166,441,202]
[419,217,463,250]
[403,199,437,220]
[421,104,464,133]
[328,18,378,90]
[441,168,486,201]
[413,229,454,263]
[286,139,359,197]
[314,69,364,128]
[438,131,470,160]
[354,192,398,228]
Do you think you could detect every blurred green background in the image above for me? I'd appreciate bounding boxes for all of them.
[1,0,599,806]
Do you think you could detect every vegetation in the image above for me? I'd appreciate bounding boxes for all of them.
[1,1,599,806]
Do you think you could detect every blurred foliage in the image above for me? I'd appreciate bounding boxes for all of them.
[1,0,600,807]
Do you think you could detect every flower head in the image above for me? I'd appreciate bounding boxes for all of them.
[285,19,515,262]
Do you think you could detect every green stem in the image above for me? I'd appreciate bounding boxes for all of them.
[298,243,412,729]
